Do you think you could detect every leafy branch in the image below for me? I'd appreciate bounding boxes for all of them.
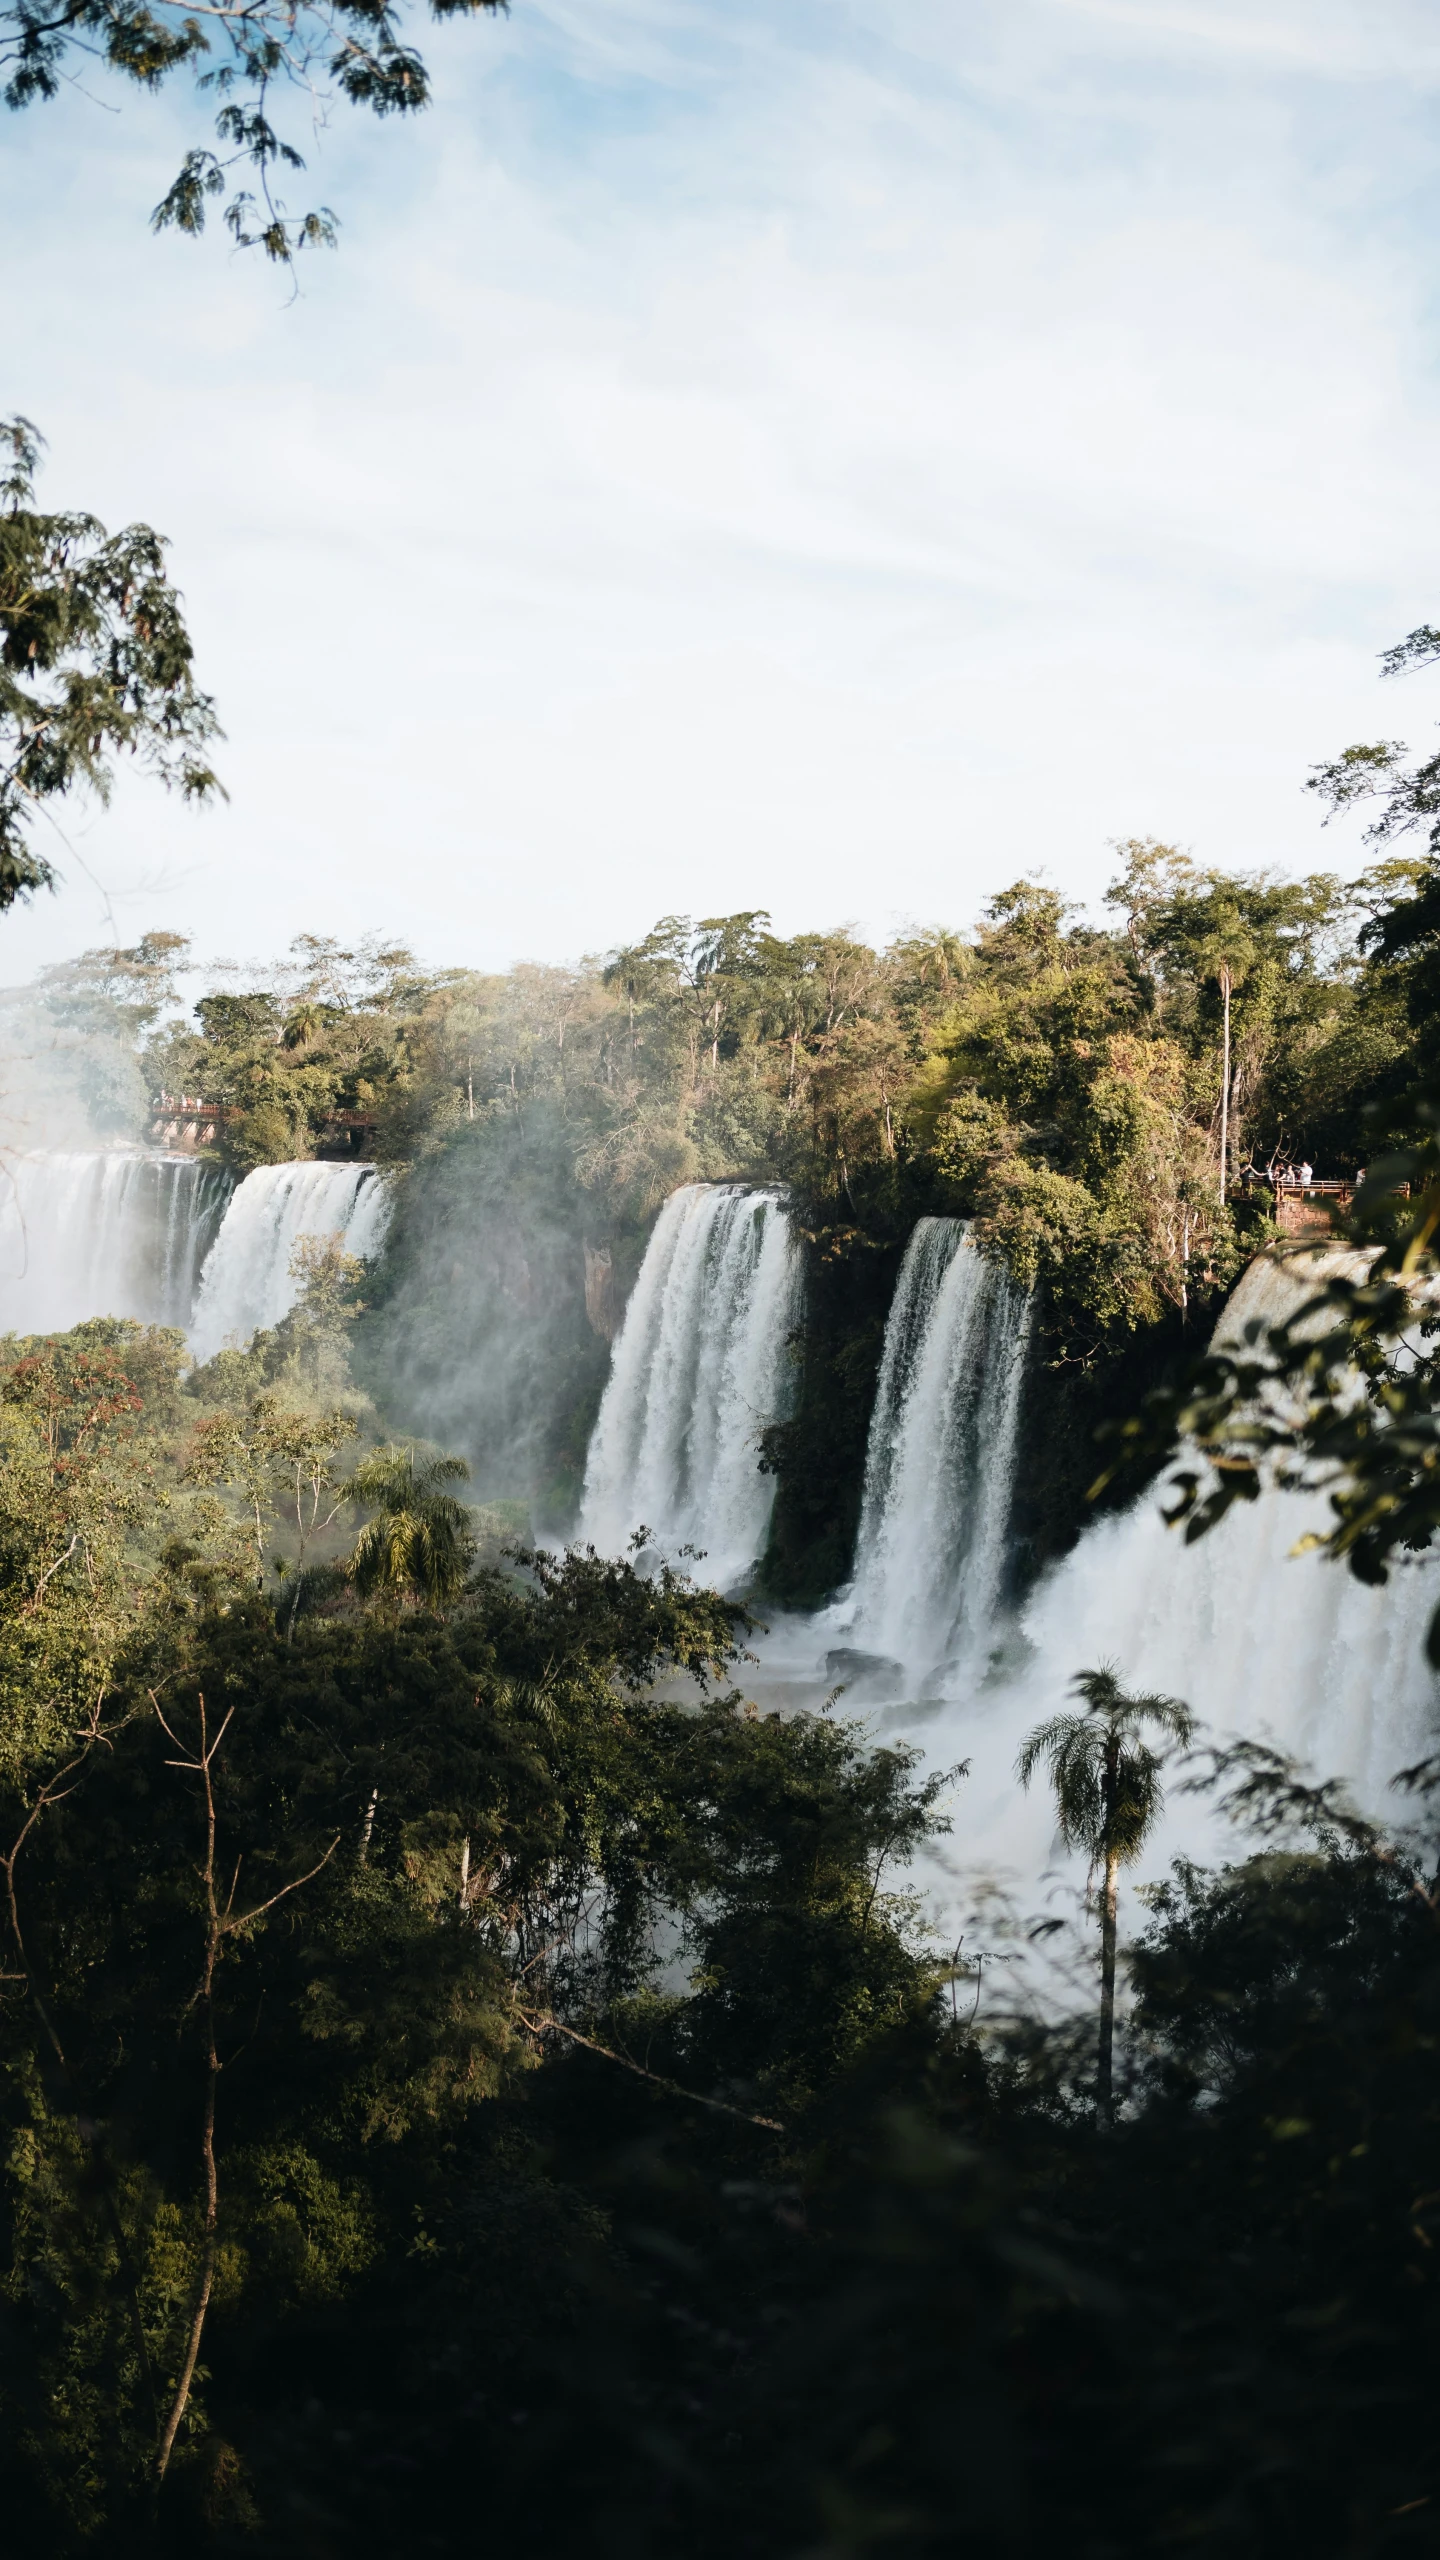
[2,0,508,264]
[0,416,222,906]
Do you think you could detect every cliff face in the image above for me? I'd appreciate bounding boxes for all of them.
[354,1116,611,1526]
[583,1240,619,1342]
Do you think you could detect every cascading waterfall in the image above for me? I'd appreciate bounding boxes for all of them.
[888,1244,1440,1908]
[0,1151,232,1335]
[845,1219,1031,1678]
[578,1183,800,1589]
[189,1161,391,1362]
[1011,1244,1438,1802]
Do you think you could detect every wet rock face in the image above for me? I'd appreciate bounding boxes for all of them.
[583,1239,617,1341]
[823,1648,906,1697]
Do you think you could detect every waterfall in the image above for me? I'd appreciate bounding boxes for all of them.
[846,1219,1031,1677]
[578,1183,800,1589]
[189,1162,391,1362]
[882,1244,1440,1908]
[0,1152,232,1335]
[1008,1242,1438,1804]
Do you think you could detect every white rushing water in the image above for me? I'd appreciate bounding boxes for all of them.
[0,1151,232,1334]
[190,1161,391,1361]
[845,1219,1031,1679]
[744,1239,1440,1955]
[895,1243,1439,1961]
[578,1182,800,1588]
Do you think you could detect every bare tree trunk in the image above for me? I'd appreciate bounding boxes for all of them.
[154,1707,223,2490]
[1218,966,1232,1207]
[147,1692,338,2498]
[1098,1847,1118,2123]
[358,1787,379,1861]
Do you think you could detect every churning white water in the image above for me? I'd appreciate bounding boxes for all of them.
[190,1162,391,1362]
[846,1220,1030,1679]
[0,1152,232,1334]
[579,1183,800,1589]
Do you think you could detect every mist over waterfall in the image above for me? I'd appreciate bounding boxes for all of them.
[190,1163,391,1361]
[845,1219,1031,1678]
[579,1183,799,1588]
[0,1152,232,1335]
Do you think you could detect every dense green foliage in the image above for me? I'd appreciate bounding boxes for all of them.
[1,1294,1439,2554]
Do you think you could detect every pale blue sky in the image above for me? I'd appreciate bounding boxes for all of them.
[4,0,1440,981]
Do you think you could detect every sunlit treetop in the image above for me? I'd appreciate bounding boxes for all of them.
[1,0,507,264]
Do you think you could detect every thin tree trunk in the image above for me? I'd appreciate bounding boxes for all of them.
[1218,967,1231,1207]
[1098,1847,1118,2122]
[154,1713,223,2489]
[154,2029,218,2485]
[146,1694,338,2497]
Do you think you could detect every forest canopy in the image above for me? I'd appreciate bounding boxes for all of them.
[0,1235,1439,2552]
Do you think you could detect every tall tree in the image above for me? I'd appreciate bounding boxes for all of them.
[1018,1666,1194,2117]
[349,1446,475,1611]
[1147,880,1262,1202]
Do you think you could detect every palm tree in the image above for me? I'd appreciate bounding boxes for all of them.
[348,1447,475,1613]
[1017,1666,1194,2118]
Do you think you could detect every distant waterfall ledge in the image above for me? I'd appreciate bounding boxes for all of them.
[0,1151,233,1336]
[845,1218,1031,1679]
[578,1183,800,1590]
[189,1161,391,1362]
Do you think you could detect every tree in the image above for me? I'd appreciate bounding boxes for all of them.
[1146,882,1261,1203]
[2,0,505,265]
[1018,1666,1194,2117]
[349,1445,476,1610]
[0,418,221,908]
[185,1390,359,1588]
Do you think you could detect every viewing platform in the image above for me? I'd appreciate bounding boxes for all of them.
[1239,1176,1369,1238]
[148,1095,380,1158]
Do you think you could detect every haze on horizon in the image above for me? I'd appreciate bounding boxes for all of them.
[4,0,1440,984]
